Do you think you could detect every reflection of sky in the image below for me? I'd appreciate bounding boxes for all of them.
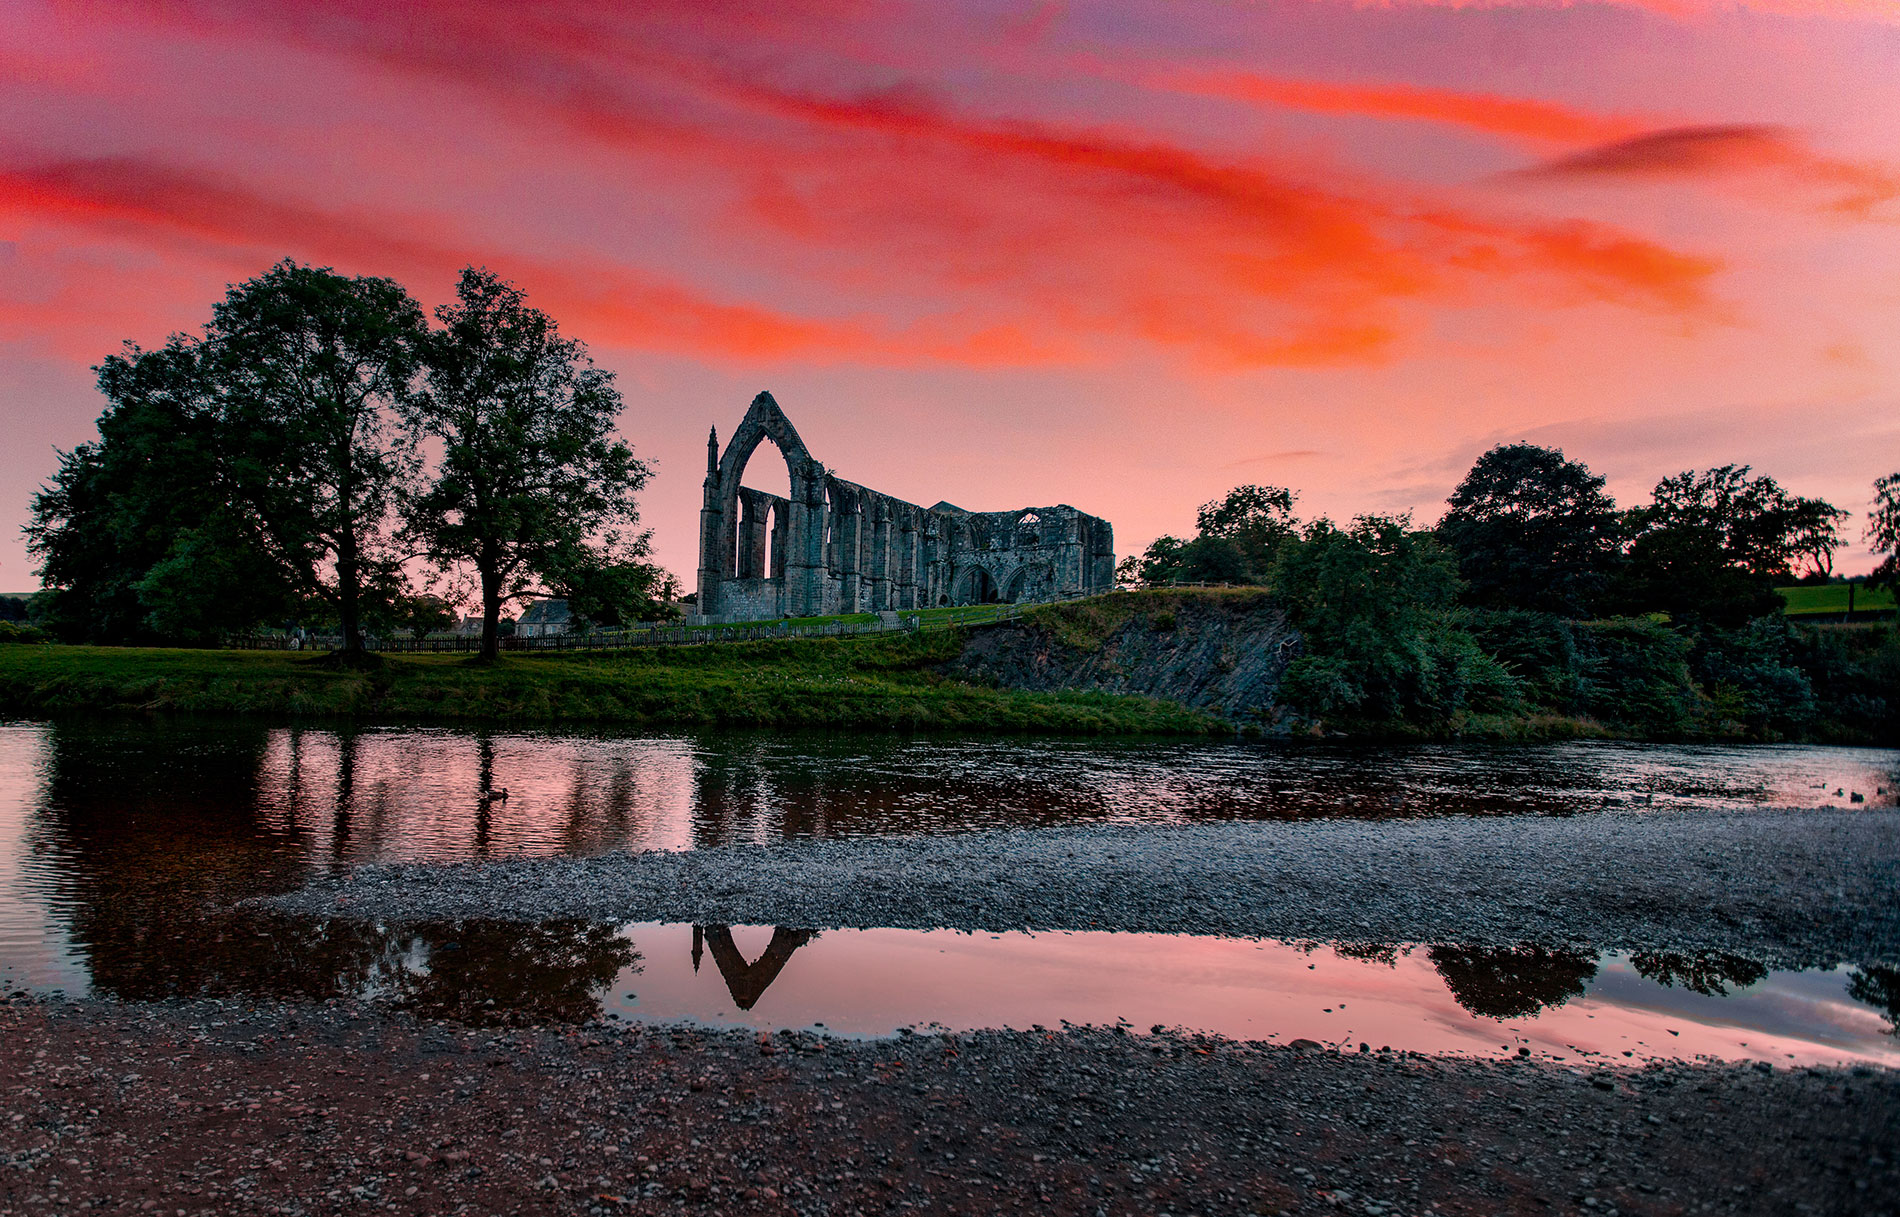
[1,719,1897,1064]
[606,926,1899,1067]
[226,729,1900,860]
[1587,958,1892,1056]
[0,723,89,993]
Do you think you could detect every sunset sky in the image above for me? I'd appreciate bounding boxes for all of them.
[4,0,1898,592]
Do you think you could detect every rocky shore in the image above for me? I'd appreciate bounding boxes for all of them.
[2,991,1893,1217]
[263,808,1900,968]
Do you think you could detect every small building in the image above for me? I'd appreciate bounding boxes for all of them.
[516,599,574,638]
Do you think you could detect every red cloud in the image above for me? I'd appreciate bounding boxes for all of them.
[1163,71,1649,148]
[8,2,1730,371]
[1515,125,1900,218]
[0,158,1070,366]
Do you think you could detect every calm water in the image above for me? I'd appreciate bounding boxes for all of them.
[2,719,1895,1063]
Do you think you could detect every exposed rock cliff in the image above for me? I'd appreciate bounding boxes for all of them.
[943,590,1297,724]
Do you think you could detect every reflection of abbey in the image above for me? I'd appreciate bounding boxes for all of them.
[695,392,1115,620]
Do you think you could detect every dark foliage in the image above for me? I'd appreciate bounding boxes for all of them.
[1611,466,1846,627]
[403,269,658,660]
[25,340,294,644]
[1428,945,1599,1019]
[1437,444,1621,617]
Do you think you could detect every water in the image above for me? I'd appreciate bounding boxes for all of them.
[2,718,1895,1063]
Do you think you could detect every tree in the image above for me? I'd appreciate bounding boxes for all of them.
[1436,444,1621,617]
[1870,473,1900,602]
[203,261,427,657]
[404,268,656,661]
[1614,466,1846,626]
[26,339,292,643]
[1194,484,1300,578]
[1270,514,1515,722]
[565,561,680,629]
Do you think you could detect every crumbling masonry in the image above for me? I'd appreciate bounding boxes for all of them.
[696,392,1115,620]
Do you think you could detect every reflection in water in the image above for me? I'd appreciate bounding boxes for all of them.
[1428,945,1599,1019]
[3,719,1898,1063]
[1629,951,1770,997]
[1849,966,1900,1034]
[695,925,817,1010]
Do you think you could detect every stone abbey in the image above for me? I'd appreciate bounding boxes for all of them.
[695,392,1115,620]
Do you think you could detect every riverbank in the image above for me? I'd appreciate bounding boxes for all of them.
[1,991,1890,1217]
[0,636,1221,734]
[264,808,1900,969]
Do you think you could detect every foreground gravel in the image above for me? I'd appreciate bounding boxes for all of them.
[2,992,1893,1217]
[264,808,1900,968]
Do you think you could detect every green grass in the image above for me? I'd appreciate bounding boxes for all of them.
[1777,584,1896,616]
[688,603,1027,632]
[0,631,1223,734]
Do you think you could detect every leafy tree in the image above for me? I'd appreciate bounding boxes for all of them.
[1270,515,1515,722]
[404,268,656,661]
[565,561,681,629]
[1124,533,1247,586]
[1614,465,1846,626]
[1437,444,1621,617]
[203,261,427,657]
[1870,472,1900,602]
[1194,484,1299,577]
[26,340,291,643]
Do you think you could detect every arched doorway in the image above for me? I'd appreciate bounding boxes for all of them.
[959,567,999,604]
[1004,563,1054,604]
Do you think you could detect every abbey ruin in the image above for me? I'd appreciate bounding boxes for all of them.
[695,392,1115,620]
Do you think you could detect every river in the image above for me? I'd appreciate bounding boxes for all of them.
[2,718,1894,1065]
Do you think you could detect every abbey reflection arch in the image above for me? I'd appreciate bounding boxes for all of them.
[696,392,1116,620]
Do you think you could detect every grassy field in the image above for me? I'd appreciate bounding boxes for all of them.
[1777,584,1896,616]
[0,630,1222,734]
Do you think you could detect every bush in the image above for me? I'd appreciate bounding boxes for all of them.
[0,621,48,645]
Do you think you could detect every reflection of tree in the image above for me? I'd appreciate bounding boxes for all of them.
[694,925,815,1010]
[1429,945,1598,1019]
[1629,951,1768,996]
[1333,942,1400,967]
[388,920,638,1025]
[1848,966,1900,1035]
[34,719,313,1000]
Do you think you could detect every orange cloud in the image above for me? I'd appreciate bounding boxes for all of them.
[0,157,1074,367]
[1515,125,1900,217]
[1163,71,1649,147]
[4,3,1730,373]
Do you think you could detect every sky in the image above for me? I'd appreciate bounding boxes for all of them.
[3,0,1898,593]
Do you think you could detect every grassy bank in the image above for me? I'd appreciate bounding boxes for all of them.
[0,631,1223,734]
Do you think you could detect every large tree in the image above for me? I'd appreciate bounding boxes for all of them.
[1194,484,1300,578]
[404,268,656,661]
[203,261,427,657]
[1870,472,1900,602]
[1614,465,1846,626]
[1436,444,1622,618]
[26,339,291,643]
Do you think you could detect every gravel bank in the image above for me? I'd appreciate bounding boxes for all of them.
[264,808,1900,968]
[2,991,1893,1217]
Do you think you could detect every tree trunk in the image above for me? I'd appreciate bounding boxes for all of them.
[337,533,364,654]
[480,564,502,662]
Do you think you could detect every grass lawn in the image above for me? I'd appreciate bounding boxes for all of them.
[0,630,1222,734]
[1777,584,1896,616]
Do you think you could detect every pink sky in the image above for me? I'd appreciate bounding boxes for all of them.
[2,0,1897,591]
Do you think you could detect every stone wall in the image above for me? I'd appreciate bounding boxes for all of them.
[696,393,1116,620]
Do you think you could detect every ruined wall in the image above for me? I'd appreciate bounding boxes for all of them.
[696,393,1116,621]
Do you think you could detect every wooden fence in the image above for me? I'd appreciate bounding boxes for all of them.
[232,586,1123,655]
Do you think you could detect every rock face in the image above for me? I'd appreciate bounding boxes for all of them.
[943,593,1297,722]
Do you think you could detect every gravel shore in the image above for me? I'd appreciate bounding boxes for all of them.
[265,808,1900,967]
[2,992,1893,1217]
